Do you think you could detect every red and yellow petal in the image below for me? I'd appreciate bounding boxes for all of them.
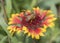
[22,26,46,39]
[33,7,40,15]
[7,26,17,35]
[8,14,21,24]
[16,28,22,34]
[25,10,31,15]
[7,26,22,35]
[19,12,24,17]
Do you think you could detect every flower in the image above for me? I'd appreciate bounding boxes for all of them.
[8,7,56,39]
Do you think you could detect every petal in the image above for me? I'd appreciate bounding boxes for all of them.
[35,28,41,34]
[16,30,21,34]
[35,35,39,39]
[47,14,55,17]
[28,32,31,36]
[13,17,21,24]
[19,12,24,17]
[47,10,52,13]
[25,10,31,15]
[22,26,27,31]
[31,34,35,38]
[40,10,47,19]
[11,13,19,17]
[48,22,55,28]
[33,7,40,15]
[41,28,46,32]
[16,28,22,34]
[47,18,57,23]
[40,32,44,36]
[24,29,28,34]
[8,22,13,24]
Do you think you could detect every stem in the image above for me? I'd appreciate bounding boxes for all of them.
[7,36,11,43]
[58,5,60,18]
[1,0,8,24]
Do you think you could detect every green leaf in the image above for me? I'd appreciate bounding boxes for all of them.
[5,0,12,18]
[25,36,34,43]
[12,0,20,13]
[29,0,37,10]
[0,36,7,43]
[50,5,57,15]
[0,34,5,40]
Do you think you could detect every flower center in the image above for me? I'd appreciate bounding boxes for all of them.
[22,15,43,30]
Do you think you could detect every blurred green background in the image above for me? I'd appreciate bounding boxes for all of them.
[0,0,60,43]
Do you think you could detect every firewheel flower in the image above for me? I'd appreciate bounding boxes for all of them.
[7,7,56,39]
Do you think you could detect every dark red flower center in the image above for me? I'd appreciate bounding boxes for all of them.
[21,12,44,30]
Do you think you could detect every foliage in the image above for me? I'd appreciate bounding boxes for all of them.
[0,0,60,43]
